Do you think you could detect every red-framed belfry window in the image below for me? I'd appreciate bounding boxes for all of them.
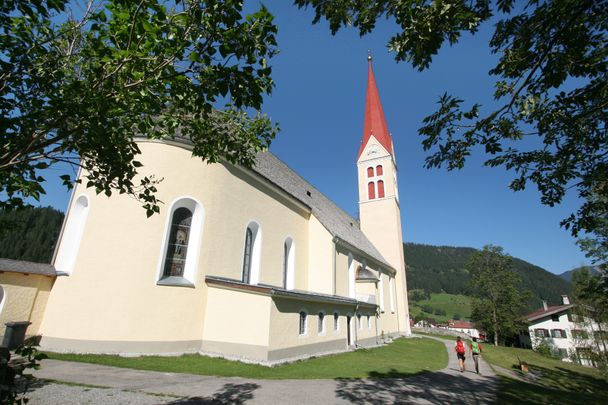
[376,165,383,176]
[377,180,385,198]
[367,167,374,177]
[368,182,375,199]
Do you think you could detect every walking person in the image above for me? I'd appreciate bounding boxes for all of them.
[470,337,483,374]
[455,336,466,372]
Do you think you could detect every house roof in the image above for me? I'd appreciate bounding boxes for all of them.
[252,151,393,270]
[449,321,475,329]
[525,304,574,322]
[358,58,394,159]
[0,258,56,277]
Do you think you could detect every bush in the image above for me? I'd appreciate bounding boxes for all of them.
[0,337,47,404]
[422,305,434,314]
[453,313,461,320]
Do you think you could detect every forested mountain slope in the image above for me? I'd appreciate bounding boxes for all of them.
[0,207,64,263]
[404,243,572,309]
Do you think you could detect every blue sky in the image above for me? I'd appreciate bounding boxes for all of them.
[37,2,589,274]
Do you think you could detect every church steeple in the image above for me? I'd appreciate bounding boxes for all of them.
[358,54,394,160]
[356,55,410,336]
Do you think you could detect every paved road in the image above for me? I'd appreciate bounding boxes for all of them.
[28,338,499,404]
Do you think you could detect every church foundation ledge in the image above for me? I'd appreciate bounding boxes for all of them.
[39,336,202,356]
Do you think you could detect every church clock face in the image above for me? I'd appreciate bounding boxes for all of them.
[367,145,380,157]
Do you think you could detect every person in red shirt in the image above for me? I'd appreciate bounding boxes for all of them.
[455,336,467,372]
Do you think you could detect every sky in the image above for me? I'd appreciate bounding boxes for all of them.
[36,2,590,274]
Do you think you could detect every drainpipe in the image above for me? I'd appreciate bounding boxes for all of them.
[354,302,359,348]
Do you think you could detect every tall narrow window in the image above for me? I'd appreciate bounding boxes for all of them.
[367,167,374,177]
[376,165,383,176]
[242,222,261,284]
[163,207,192,277]
[377,180,385,198]
[299,311,307,335]
[389,276,396,313]
[318,312,325,334]
[368,182,375,199]
[55,194,90,275]
[334,312,339,332]
[158,197,204,285]
[242,228,253,283]
[283,237,295,289]
[357,313,362,330]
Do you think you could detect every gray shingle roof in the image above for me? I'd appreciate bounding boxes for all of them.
[252,151,392,270]
[0,258,56,277]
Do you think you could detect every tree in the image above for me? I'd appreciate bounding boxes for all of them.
[1,0,278,216]
[295,0,607,248]
[571,267,608,371]
[467,245,528,346]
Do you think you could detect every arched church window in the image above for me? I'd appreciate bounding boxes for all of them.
[376,165,383,176]
[299,311,307,335]
[368,182,375,199]
[163,207,192,277]
[377,180,385,198]
[283,237,295,289]
[242,222,261,284]
[367,167,374,177]
[158,197,204,286]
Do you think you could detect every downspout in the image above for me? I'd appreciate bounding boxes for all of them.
[332,242,336,295]
[354,302,359,348]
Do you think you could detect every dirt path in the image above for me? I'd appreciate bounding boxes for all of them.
[28,338,499,404]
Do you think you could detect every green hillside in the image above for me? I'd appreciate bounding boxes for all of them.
[404,243,572,310]
[409,292,471,323]
[0,207,64,263]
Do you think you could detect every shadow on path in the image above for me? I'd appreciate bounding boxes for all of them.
[161,383,260,405]
[336,369,498,404]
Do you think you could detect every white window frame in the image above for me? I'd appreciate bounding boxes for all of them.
[389,276,396,313]
[318,311,326,335]
[54,194,90,275]
[283,237,295,290]
[299,310,308,336]
[348,253,356,298]
[242,221,262,285]
[378,273,385,312]
[333,311,340,333]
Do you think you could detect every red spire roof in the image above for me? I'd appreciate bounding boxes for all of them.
[358,58,394,159]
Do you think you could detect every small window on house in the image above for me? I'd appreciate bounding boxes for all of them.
[299,311,307,335]
[318,312,325,334]
[163,207,192,277]
[377,180,385,198]
[534,328,549,338]
[333,312,339,332]
[242,227,253,283]
[572,329,589,339]
[376,165,383,176]
[357,313,362,330]
[367,167,374,177]
[551,314,560,322]
[551,329,567,338]
[368,182,375,199]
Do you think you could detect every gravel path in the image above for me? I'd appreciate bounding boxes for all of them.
[26,338,499,404]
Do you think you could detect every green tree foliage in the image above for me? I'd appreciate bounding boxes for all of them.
[295,0,607,257]
[404,243,571,310]
[572,267,608,372]
[0,207,64,263]
[468,245,530,346]
[1,0,278,216]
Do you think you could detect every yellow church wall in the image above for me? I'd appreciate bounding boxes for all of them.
[334,247,350,297]
[0,273,53,340]
[40,140,315,353]
[306,216,334,294]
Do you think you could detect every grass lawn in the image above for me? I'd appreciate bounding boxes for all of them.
[482,344,608,404]
[409,293,471,323]
[45,337,447,380]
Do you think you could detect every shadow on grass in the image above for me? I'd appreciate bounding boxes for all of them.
[162,383,260,405]
[498,362,608,404]
[335,368,499,404]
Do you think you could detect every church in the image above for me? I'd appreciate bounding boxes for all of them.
[38,58,411,364]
